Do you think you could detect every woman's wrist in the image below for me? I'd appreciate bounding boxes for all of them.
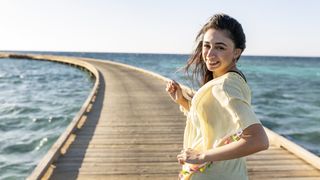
[178,97,190,110]
[198,152,209,163]
[176,96,185,104]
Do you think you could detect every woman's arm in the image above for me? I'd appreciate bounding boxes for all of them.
[177,96,190,111]
[201,123,269,162]
[177,123,269,164]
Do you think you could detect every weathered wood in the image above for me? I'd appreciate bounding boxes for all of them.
[248,170,320,178]
[265,127,320,170]
[60,134,76,155]
[52,174,178,180]
[77,115,88,129]
[41,165,56,180]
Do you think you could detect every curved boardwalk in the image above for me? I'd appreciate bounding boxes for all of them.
[50,60,185,179]
[49,59,320,180]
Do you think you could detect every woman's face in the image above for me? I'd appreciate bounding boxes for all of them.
[202,28,241,77]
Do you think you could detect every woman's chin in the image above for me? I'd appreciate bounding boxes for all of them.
[207,64,221,72]
[207,67,219,72]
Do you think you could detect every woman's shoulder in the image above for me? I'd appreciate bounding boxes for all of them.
[212,72,251,101]
[228,70,247,83]
[221,72,249,90]
[208,71,247,86]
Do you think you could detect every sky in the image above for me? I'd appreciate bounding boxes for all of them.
[0,0,320,57]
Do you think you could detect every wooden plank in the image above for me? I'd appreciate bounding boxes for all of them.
[247,159,307,166]
[58,152,180,158]
[253,177,320,180]
[52,157,178,163]
[71,136,183,142]
[83,122,186,127]
[265,127,320,170]
[41,165,56,180]
[75,134,183,139]
[250,149,291,155]
[77,115,87,129]
[274,178,320,180]
[69,144,183,150]
[248,170,320,178]
[53,164,180,174]
[60,134,76,155]
[248,164,315,171]
[52,174,178,180]
[86,103,93,112]
[247,154,298,160]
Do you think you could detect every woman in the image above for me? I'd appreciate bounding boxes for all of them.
[166,13,269,180]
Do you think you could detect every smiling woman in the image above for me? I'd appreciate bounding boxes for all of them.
[166,14,269,180]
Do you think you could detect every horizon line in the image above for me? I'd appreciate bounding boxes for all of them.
[1,49,320,59]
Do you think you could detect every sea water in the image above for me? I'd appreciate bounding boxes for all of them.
[0,58,94,179]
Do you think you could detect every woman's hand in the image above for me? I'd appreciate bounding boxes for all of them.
[166,79,183,103]
[177,148,206,165]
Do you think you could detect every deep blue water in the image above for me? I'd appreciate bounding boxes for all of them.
[0,51,319,179]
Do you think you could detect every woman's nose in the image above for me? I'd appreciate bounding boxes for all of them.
[207,48,216,59]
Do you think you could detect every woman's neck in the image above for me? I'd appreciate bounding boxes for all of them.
[213,65,238,78]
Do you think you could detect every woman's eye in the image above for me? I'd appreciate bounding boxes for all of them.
[215,46,225,50]
[203,44,210,48]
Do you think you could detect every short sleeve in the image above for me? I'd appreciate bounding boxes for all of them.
[212,79,261,130]
[226,97,261,130]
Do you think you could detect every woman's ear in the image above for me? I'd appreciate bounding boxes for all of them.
[234,48,242,60]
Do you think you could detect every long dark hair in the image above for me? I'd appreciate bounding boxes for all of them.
[184,13,246,87]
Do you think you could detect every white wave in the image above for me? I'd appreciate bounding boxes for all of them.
[35,137,48,151]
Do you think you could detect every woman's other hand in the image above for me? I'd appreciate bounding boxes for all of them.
[166,79,183,103]
[177,148,206,165]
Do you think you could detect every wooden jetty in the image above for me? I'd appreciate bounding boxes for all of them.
[1,53,320,179]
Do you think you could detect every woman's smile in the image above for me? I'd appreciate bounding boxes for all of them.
[207,60,220,68]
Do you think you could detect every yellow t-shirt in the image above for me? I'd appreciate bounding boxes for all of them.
[181,72,261,180]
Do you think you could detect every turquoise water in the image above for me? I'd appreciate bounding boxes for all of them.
[0,58,94,179]
[0,52,320,179]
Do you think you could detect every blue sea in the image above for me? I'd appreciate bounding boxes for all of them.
[0,51,320,179]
